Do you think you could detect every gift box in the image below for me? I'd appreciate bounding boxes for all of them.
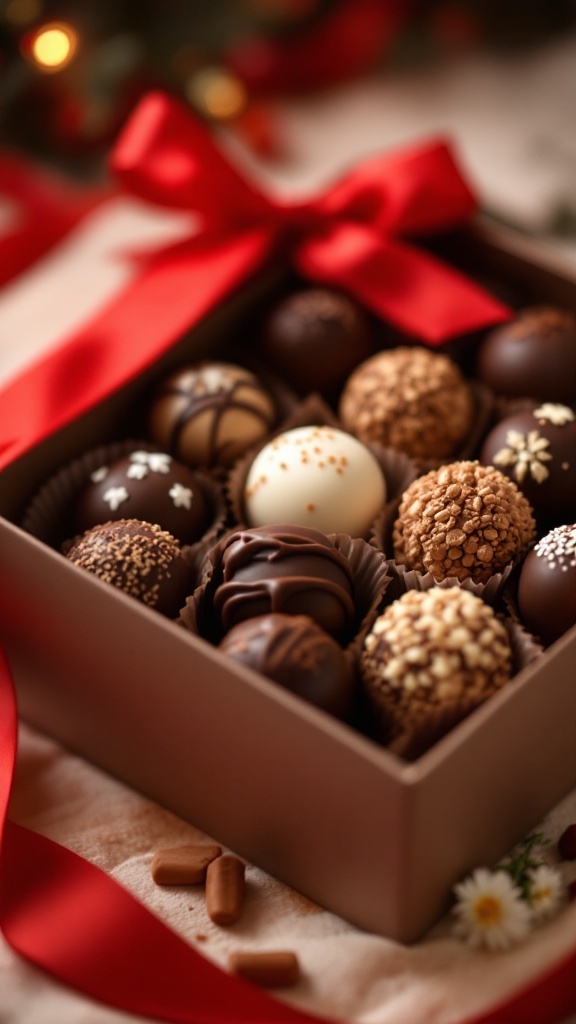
[0,93,575,945]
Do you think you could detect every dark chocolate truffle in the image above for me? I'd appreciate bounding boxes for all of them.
[339,346,474,461]
[66,519,191,617]
[361,588,512,759]
[148,362,276,468]
[219,613,355,719]
[393,461,536,584]
[261,287,374,398]
[480,404,576,529]
[517,524,576,647]
[213,523,355,638]
[75,450,208,544]
[476,307,576,405]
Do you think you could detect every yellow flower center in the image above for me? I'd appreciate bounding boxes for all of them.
[474,895,502,925]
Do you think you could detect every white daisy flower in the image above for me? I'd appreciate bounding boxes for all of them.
[527,864,563,922]
[452,868,531,950]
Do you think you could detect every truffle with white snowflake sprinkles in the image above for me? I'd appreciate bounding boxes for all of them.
[74,450,209,544]
[517,523,576,646]
[452,869,532,950]
[480,404,576,528]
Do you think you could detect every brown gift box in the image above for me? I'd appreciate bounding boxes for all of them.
[0,224,575,944]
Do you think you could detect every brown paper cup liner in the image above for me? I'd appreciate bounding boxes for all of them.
[378,558,515,607]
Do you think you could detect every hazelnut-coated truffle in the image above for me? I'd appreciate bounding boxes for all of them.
[517,524,576,647]
[393,461,536,583]
[339,346,474,461]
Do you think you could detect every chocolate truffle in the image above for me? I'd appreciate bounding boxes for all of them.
[75,450,209,544]
[243,425,386,538]
[219,613,355,719]
[361,588,512,759]
[338,346,474,461]
[393,461,536,584]
[480,404,576,529]
[517,524,576,647]
[213,523,355,639]
[261,287,374,398]
[476,307,576,405]
[66,519,191,617]
[148,362,276,469]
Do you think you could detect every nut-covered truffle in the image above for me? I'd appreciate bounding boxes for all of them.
[261,287,374,398]
[219,613,355,719]
[66,519,191,617]
[213,523,355,639]
[480,404,576,529]
[361,588,512,758]
[517,524,576,647]
[148,362,276,469]
[243,425,386,539]
[393,461,536,583]
[476,307,576,406]
[338,346,474,461]
[75,450,209,544]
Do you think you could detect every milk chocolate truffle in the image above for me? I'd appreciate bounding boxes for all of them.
[476,307,576,405]
[243,425,386,538]
[213,524,355,638]
[148,362,276,469]
[361,588,512,758]
[261,287,374,398]
[517,524,576,647]
[480,404,576,528]
[219,613,355,719]
[393,461,536,584]
[75,450,208,544]
[66,519,191,617]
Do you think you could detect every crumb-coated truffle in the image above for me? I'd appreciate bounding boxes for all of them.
[361,588,512,758]
[148,362,276,469]
[243,425,386,538]
[75,450,209,544]
[480,404,576,529]
[260,287,374,398]
[517,524,576,647]
[476,307,576,406]
[213,523,355,639]
[338,346,474,461]
[393,461,536,583]
[219,613,355,719]
[66,519,192,617]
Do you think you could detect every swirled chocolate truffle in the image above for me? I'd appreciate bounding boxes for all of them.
[75,450,208,544]
[476,307,576,405]
[219,613,355,719]
[213,524,355,638]
[480,404,576,529]
[338,346,474,461]
[66,519,192,617]
[243,425,386,538]
[393,461,536,583]
[517,524,576,647]
[148,362,276,469]
[361,588,512,759]
[261,287,374,398]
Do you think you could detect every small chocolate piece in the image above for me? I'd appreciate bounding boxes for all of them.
[219,613,355,719]
[243,425,386,539]
[205,854,245,926]
[213,524,355,639]
[148,362,276,468]
[339,346,474,461]
[393,461,536,584]
[75,450,209,544]
[557,824,576,861]
[476,307,576,405]
[517,524,576,647]
[151,844,222,885]
[261,287,374,398]
[66,519,191,617]
[480,404,576,529]
[228,950,300,988]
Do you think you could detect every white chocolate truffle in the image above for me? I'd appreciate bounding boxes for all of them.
[243,425,387,538]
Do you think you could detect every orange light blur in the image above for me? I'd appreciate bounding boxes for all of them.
[25,22,78,72]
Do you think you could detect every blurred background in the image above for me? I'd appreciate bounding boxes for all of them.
[1,0,576,266]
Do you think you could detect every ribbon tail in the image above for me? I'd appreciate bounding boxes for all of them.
[295,226,511,344]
